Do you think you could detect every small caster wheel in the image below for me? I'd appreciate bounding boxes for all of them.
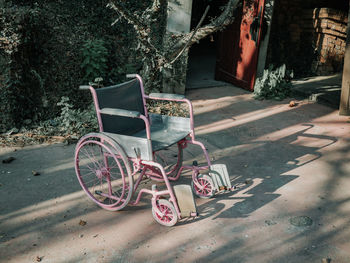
[191,174,215,199]
[152,199,178,226]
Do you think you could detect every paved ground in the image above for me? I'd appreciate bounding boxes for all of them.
[292,73,342,109]
[1,86,350,263]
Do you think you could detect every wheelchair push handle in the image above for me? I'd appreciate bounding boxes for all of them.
[126,74,137,78]
[79,85,91,90]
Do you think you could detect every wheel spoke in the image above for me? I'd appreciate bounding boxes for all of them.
[152,200,177,226]
[80,149,104,177]
[75,138,133,211]
[192,175,214,199]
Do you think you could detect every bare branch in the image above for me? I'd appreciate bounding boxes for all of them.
[106,0,241,93]
[144,0,161,14]
[107,1,146,28]
[169,5,210,65]
[107,1,163,59]
[170,0,241,57]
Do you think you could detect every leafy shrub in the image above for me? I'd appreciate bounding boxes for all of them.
[0,1,163,132]
[55,96,98,135]
[254,64,293,100]
[80,39,108,83]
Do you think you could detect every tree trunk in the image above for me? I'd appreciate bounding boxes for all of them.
[108,0,241,93]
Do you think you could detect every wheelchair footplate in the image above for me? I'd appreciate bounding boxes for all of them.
[173,185,198,217]
[209,164,233,192]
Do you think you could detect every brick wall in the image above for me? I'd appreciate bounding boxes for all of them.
[312,8,347,74]
[267,0,349,77]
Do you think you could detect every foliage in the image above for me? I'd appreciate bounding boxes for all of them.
[0,1,144,132]
[254,64,294,101]
[147,99,188,117]
[0,0,240,134]
[54,96,98,135]
[0,98,190,146]
[80,39,108,83]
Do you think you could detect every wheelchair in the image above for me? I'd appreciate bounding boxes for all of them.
[74,74,231,226]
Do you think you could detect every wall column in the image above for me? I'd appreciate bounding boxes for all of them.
[162,0,193,94]
[256,0,275,79]
[339,0,350,115]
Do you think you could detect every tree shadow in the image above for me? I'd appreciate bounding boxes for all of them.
[0,85,348,262]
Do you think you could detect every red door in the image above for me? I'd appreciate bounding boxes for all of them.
[215,0,265,91]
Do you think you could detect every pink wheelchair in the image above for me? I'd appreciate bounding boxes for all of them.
[74,74,231,226]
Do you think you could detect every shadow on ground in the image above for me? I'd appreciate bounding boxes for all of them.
[1,85,350,262]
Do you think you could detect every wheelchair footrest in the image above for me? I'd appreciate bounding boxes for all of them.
[209,164,232,191]
[173,185,197,218]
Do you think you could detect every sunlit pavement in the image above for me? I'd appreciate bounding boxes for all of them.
[1,85,350,262]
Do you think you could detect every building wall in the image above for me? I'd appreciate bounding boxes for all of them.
[162,0,193,94]
[267,0,349,77]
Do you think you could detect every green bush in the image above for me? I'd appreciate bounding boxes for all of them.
[0,1,165,133]
[80,39,108,83]
[55,96,98,135]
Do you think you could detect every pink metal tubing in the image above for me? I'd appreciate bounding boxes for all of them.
[131,189,171,206]
[89,86,104,132]
[144,167,163,178]
[141,160,181,216]
[143,166,181,182]
[186,139,212,167]
[145,141,183,180]
[130,188,154,205]
[144,171,165,182]
[134,74,149,118]
[166,141,184,179]
[169,166,184,181]
[139,115,151,140]
[145,96,196,140]
[133,168,146,193]
[191,169,201,188]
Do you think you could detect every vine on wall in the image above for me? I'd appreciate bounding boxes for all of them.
[0,0,150,132]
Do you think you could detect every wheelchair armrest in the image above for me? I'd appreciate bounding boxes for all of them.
[148,93,195,138]
[148,93,185,101]
[100,108,141,118]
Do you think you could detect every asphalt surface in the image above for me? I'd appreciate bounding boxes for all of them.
[1,85,350,263]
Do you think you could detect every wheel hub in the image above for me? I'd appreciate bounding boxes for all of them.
[96,168,109,179]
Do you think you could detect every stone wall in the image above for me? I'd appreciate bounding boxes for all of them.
[267,0,349,77]
[290,8,347,75]
[313,8,347,74]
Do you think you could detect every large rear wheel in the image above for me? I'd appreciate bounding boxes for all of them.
[75,134,133,211]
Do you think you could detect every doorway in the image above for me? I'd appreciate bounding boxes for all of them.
[186,0,267,91]
[186,0,228,89]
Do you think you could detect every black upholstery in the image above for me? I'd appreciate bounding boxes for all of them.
[95,79,146,135]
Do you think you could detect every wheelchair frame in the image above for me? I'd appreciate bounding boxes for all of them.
[75,74,217,226]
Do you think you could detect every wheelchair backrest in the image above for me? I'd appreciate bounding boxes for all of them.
[95,79,146,135]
